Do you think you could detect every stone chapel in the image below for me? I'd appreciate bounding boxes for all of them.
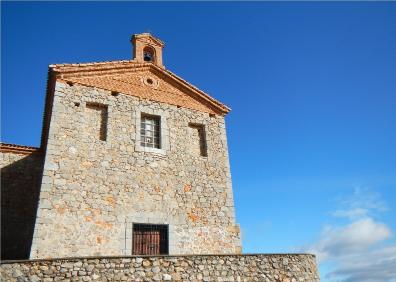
[1,33,242,260]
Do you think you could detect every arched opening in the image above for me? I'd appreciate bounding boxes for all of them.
[143,46,155,63]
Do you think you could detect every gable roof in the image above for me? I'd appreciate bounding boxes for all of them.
[50,60,231,115]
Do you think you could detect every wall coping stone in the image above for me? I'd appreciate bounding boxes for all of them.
[1,253,315,264]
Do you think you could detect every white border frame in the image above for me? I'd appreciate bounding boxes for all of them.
[133,106,169,155]
[124,213,178,255]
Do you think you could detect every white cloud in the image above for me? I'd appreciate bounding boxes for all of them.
[307,217,392,262]
[326,246,396,282]
[302,188,395,282]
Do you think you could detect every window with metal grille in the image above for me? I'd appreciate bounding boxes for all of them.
[132,224,168,255]
[140,114,161,148]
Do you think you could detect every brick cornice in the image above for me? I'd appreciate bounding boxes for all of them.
[0,143,41,155]
[50,61,230,115]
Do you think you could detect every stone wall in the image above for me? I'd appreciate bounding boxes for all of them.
[31,79,241,258]
[1,150,44,259]
[0,254,319,281]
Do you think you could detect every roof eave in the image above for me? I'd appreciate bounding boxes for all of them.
[0,143,41,155]
[48,61,231,115]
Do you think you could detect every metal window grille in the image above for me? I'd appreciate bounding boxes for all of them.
[140,115,161,148]
[132,224,169,255]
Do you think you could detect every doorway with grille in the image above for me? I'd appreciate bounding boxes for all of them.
[132,224,169,255]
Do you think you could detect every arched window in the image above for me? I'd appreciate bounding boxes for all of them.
[143,46,155,62]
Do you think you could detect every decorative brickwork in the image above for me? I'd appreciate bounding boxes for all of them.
[132,33,165,68]
[51,63,230,116]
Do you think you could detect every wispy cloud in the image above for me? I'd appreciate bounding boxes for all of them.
[303,187,396,282]
[331,186,387,219]
[331,207,368,220]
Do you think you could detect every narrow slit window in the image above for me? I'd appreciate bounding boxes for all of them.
[189,123,207,157]
[86,102,108,141]
[141,114,161,149]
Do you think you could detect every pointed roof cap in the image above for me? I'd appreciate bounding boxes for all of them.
[131,33,164,46]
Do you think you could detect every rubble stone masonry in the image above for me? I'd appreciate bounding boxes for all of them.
[0,149,44,259]
[30,80,241,258]
[0,254,319,281]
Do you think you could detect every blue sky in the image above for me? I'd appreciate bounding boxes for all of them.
[2,2,395,281]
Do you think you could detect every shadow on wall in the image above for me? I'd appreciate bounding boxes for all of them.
[1,153,44,260]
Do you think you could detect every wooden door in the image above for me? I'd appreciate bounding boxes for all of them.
[132,230,160,255]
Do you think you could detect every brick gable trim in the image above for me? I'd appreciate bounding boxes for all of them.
[50,61,230,115]
[0,143,41,155]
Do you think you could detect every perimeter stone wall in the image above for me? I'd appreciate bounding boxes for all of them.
[30,80,241,258]
[1,151,44,260]
[0,254,319,282]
